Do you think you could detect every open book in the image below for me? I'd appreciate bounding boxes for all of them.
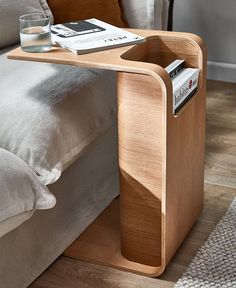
[51,18,145,55]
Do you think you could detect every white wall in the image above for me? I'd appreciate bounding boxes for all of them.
[173,0,236,82]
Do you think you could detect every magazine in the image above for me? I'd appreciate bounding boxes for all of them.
[172,68,199,113]
[51,18,145,55]
[165,59,185,79]
[165,60,199,113]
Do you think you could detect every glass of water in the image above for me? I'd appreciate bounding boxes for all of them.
[19,13,51,53]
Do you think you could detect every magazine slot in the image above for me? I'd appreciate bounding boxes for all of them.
[121,36,201,70]
[121,36,202,116]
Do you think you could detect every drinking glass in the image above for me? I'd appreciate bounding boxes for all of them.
[19,13,52,53]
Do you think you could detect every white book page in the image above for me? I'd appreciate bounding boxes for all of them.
[51,18,145,53]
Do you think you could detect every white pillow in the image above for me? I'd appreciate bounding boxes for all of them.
[0,48,116,185]
[0,0,53,49]
[0,148,56,237]
[121,0,169,30]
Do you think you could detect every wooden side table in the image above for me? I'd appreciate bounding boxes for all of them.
[8,29,207,276]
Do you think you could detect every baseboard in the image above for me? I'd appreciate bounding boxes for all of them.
[207,61,236,83]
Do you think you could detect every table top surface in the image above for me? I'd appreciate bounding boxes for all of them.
[7,29,200,79]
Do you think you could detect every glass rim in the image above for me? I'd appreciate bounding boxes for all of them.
[19,13,49,22]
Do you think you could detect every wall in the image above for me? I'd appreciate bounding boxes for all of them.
[173,0,236,82]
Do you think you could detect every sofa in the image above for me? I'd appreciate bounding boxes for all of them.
[0,1,169,287]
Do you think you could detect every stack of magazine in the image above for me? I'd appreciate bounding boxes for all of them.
[51,18,145,55]
[165,60,199,114]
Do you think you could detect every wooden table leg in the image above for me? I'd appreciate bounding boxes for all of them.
[64,33,206,277]
[118,72,164,267]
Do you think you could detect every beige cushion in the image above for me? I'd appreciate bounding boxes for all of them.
[0,47,116,185]
[0,148,56,237]
[121,0,169,30]
[0,0,53,49]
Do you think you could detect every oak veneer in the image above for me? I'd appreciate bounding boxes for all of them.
[8,29,207,276]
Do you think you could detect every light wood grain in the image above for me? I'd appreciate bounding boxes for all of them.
[64,198,161,276]
[29,184,236,288]
[7,29,204,80]
[8,30,207,276]
[119,35,206,274]
[118,72,164,267]
[29,80,236,288]
[62,33,207,276]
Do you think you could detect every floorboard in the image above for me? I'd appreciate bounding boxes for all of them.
[30,80,236,288]
[205,80,236,188]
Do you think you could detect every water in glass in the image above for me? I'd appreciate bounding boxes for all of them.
[19,13,52,53]
[20,26,51,52]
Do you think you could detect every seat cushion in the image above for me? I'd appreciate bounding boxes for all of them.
[0,211,34,239]
[0,148,56,238]
[0,46,116,185]
[0,0,53,49]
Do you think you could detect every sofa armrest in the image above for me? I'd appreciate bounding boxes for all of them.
[121,0,169,30]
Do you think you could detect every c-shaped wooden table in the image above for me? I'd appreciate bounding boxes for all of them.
[8,29,207,276]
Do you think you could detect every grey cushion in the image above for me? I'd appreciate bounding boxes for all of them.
[0,210,33,238]
[0,46,116,184]
[0,148,56,237]
[0,0,53,49]
[121,0,167,30]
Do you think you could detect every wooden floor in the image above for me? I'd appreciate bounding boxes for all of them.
[30,80,236,288]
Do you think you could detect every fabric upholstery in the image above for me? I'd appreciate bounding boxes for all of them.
[121,0,169,30]
[0,148,56,238]
[46,0,126,27]
[0,211,34,239]
[0,46,116,185]
[0,0,53,49]
[0,125,119,288]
